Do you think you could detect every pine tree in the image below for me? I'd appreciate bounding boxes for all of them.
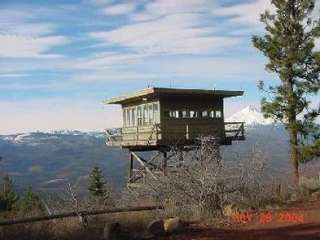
[252,0,320,183]
[88,166,108,198]
[0,175,19,211]
[19,187,43,213]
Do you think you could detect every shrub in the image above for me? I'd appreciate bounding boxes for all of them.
[0,175,19,211]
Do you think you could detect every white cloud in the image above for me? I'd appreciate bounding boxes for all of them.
[0,100,122,134]
[132,0,214,21]
[214,0,273,27]
[0,35,67,58]
[102,3,136,15]
[91,13,238,55]
[71,71,160,82]
[71,54,268,83]
[0,8,68,58]
[0,22,55,37]
[74,52,146,70]
[0,73,30,78]
[82,0,114,6]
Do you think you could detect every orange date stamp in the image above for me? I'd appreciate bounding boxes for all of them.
[231,211,304,224]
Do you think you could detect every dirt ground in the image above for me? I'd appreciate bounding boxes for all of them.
[163,200,320,240]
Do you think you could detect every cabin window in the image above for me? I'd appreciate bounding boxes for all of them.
[123,109,127,127]
[172,110,181,118]
[210,110,215,118]
[182,110,189,118]
[215,110,222,118]
[127,108,131,126]
[128,109,131,127]
[148,104,153,124]
[143,105,148,125]
[166,110,200,118]
[131,108,136,126]
[137,106,142,126]
[201,110,208,118]
[190,110,198,118]
[153,103,159,123]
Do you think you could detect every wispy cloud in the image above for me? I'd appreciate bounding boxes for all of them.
[82,0,114,6]
[0,8,68,58]
[0,35,67,58]
[91,13,238,55]
[132,0,215,21]
[71,71,160,82]
[101,3,136,15]
[0,18,56,37]
[214,0,273,27]
[0,73,30,78]
[74,52,146,70]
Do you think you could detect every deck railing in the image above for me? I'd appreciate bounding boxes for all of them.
[224,122,245,141]
[106,122,245,147]
[105,128,122,146]
[105,124,160,147]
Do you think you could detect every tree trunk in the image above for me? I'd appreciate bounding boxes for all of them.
[287,68,299,185]
[288,127,299,185]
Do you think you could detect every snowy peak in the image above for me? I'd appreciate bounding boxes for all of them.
[0,130,105,145]
[243,105,260,113]
[227,105,275,126]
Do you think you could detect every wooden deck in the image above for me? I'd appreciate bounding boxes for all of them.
[105,122,244,149]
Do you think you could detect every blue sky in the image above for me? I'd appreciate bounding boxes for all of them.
[0,0,319,134]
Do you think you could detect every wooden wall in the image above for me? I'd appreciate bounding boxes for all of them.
[120,95,226,147]
[159,95,225,144]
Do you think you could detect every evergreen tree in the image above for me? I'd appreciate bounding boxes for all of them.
[19,187,43,213]
[0,175,19,211]
[252,0,320,183]
[88,166,112,205]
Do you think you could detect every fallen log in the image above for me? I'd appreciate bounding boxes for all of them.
[0,205,163,226]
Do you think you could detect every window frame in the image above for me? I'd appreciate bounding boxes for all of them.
[137,106,142,126]
[215,110,222,118]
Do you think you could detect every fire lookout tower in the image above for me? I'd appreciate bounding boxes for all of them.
[104,87,245,186]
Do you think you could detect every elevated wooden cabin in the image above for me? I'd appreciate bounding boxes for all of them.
[105,87,245,150]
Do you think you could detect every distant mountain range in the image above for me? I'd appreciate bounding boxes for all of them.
[0,106,315,195]
[0,131,128,195]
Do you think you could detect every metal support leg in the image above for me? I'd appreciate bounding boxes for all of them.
[162,151,167,176]
[128,152,133,183]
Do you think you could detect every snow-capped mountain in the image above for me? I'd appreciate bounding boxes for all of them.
[0,130,128,193]
[227,105,275,126]
[0,130,105,145]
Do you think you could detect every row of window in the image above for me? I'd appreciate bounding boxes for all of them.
[123,104,223,127]
[164,110,222,119]
[123,102,159,127]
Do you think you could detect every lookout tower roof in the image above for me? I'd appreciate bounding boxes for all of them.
[104,87,244,105]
